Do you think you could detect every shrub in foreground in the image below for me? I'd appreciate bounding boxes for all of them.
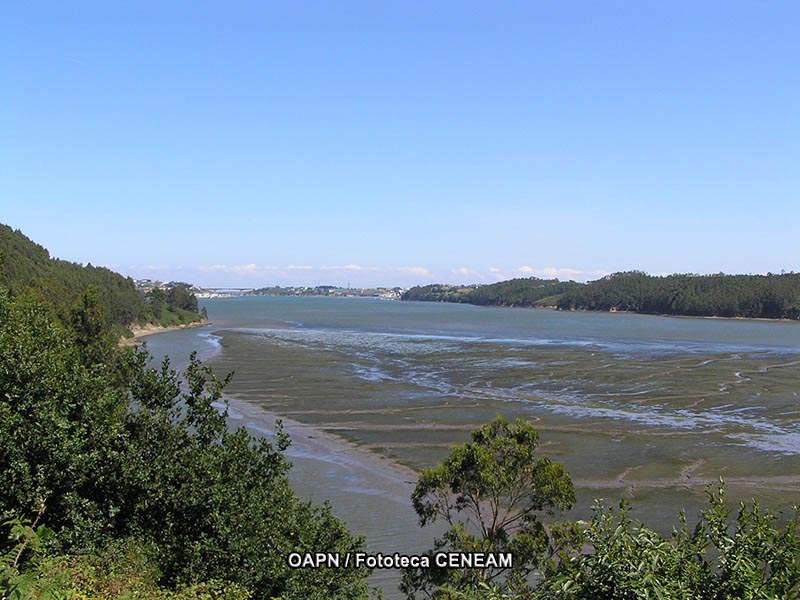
[0,290,371,598]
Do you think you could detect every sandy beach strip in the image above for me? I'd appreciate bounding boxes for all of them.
[121,319,209,346]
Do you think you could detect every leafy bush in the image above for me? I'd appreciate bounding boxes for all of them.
[0,289,371,598]
[404,417,574,599]
[537,483,800,599]
[0,517,252,600]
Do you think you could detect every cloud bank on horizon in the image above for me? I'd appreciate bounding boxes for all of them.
[122,263,612,288]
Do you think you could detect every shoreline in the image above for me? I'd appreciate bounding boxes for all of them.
[121,319,209,346]
[561,306,800,324]
[134,322,418,490]
[221,394,420,493]
[218,393,432,600]
[402,300,800,324]
[119,320,426,598]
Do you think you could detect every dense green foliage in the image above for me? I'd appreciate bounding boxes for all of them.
[556,271,800,319]
[407,443,800,600]
[0,289,371,598]
[1,516,251,599]
[143,285,201,328]
[404,417,575,599]
[535,486,800,599]
[401,279,578,308]
[0,224,202,331]
[405,444,800,600]
[403,272,800,320]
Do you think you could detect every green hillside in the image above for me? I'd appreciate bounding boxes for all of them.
[403,272,800,320]
[0,228,370,598]
[557,271,800,319]
[402,277,579,307]
[0,224,202,332]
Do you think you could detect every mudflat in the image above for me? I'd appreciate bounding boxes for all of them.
[143,296,800,597]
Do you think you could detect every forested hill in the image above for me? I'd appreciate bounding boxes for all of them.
[0,226,370,598]
[402,272,800,320]
[401,278,580,307]
[556,271,800,319]
[0,223,202,330]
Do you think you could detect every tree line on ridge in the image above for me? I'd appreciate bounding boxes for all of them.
[402,271,800,320]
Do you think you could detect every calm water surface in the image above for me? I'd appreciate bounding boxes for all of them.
[144,297,800,597]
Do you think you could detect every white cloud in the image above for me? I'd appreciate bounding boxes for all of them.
[191,263,429,281]
[513,266,610,280]
[488,267,510,281]
[196,263,259,273]
[395,266,430,277]
[196,263,321,274]
[318,264,431,278]
[452,267,479,278]
[233,263,258,273]
[320,264,378,271]
[134,261,608,286]
[128,264,170,271]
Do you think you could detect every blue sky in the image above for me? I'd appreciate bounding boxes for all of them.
[2,1,798,287]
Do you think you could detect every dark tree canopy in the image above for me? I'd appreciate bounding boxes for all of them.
[0,223,203,331]
[402,278,578,308]
[402,272,800,320]
[0,226,370,598]
[556,271,800,319]
[0,289,371,598]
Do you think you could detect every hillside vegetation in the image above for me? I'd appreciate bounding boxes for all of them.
[401,278,579,307]
[0,224,203,333]
[0,229,371,598]
[403,272,800,320]
[556,271,800,319]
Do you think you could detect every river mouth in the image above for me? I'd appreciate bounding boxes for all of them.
[144,297,800,599]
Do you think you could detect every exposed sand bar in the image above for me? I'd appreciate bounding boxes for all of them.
[121,320,209,346]
[216,394,442,599]
[220,393,420,501]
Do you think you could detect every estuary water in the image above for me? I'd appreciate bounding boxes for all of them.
[144,296,800,597]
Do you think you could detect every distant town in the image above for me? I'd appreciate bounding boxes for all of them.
[133,279,404,300]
